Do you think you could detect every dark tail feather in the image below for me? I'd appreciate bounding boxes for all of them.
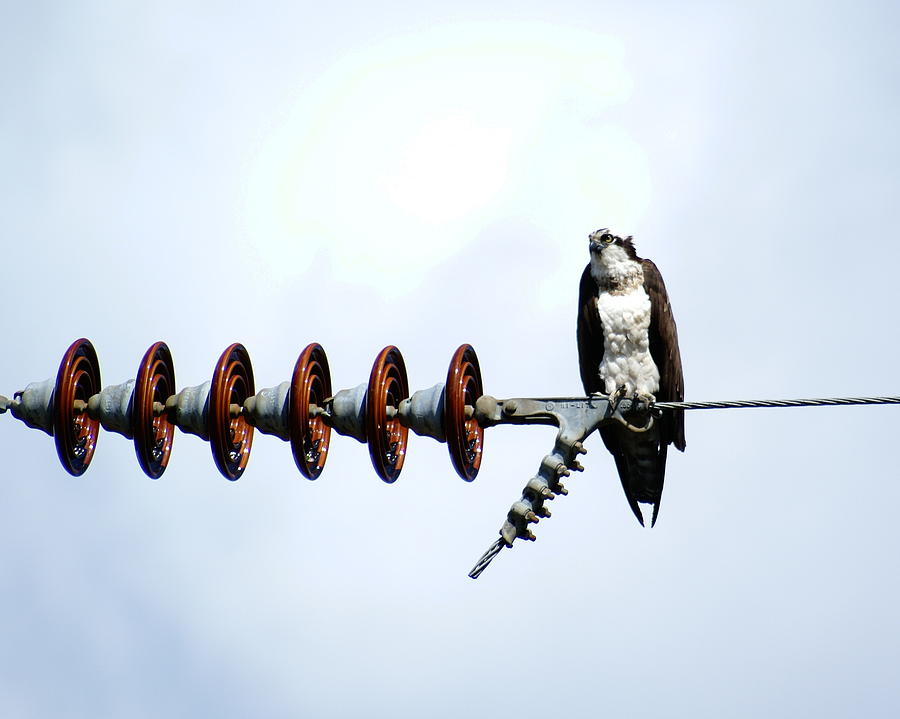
[601,424,668,527]
[650,490,662,528]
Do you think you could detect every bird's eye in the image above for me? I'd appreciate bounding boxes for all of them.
[602,234,612,243]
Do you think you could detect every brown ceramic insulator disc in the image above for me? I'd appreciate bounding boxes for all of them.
[445,344,484,481]
[366,346,409,483]
[289,343,332,479]
[53,338,101,476]
[133,341,176,479]
[209,343,255,480]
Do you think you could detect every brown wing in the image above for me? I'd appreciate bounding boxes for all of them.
[642,259,686,451]
[577,264,605,394]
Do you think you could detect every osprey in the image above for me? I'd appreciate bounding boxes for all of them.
[577,229,685,527]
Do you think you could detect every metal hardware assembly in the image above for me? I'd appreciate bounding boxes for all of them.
[5,338,894,577]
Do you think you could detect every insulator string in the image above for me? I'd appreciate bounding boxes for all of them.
[654,396,900,411]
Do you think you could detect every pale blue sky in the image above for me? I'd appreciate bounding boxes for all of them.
[1,2,899,717]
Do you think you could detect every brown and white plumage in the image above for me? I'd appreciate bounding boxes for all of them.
[577,229,685,526]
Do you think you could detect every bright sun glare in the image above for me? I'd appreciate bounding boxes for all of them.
[245,22,650,300]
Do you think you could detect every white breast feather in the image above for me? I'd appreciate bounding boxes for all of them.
[590,245,660,397]
[595,289,659,396]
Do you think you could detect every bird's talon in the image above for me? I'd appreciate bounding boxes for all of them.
[609,385,628,412]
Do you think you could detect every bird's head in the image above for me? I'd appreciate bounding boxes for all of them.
[588,229,640,284]
[589,228,618,255]
[589,229,636,257]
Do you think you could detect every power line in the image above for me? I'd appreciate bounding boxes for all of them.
[654,395,900,411]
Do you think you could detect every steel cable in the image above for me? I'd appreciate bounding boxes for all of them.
[654,395,900,411]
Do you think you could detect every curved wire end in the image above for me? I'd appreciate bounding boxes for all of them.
[468,537,508,579]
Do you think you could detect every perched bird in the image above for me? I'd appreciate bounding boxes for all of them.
[577,229,685,526]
